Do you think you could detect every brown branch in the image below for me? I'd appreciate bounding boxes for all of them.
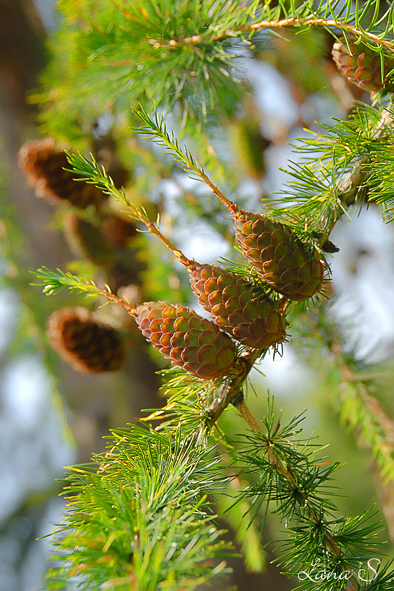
[248,17,394,54]
[206,349,259,428]
[144,15,394,56]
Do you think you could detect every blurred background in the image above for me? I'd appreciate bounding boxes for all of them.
[1,1,394,589]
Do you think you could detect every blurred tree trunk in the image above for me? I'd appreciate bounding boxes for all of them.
[0,0,68,268]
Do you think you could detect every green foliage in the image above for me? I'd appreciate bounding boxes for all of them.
[231,401,394,590]
[290,305,394,484]
[45,425,235,590]
[235,402,341,523]
[43,395,394,591]
[32,266,105,298]
[142,367,221,437]
[268,104,394,227]
[36,0,262,136]
[131,106,208,180]
[32,0,394,180]
[23,1,394,589]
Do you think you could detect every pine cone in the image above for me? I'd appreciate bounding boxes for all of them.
[132,301,237,379]
[189,264,285,349]
[64,215,113,267]
[47,307,125,373]
[108,262,140,293]
[234,211,324,301]
[102,214,138,247]
[332,36,394,93]
[18,137,106,209]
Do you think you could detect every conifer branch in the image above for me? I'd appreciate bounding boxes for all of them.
[336,106,393,204]
[319,105,394,242]
[292,305,394,484]
[28,3,394,587]
[32,267,134,313]
[234,402,386,590]
[128,134,215,221]
[44,426,236,590]
[268,102,394,235]
[132,106,239,215]
[65,150,194,267]
[249,18,394,53]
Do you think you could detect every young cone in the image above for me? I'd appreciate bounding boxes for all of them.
[18,137,106,209]
[47,307,125,374]
[332,36,394,93]
[189,263,286,349]
[131,301,237,379]
[234,211,324,301]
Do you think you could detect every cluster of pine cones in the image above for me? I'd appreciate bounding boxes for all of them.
[18,138,137,374]
[40,208,325,380]
[20,33,387,380]
[143,31,394,381]
[131,211,325,380]
[19,137,327,380]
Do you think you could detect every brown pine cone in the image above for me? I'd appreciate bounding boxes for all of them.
[234,210,324,301]
[132,301,237,379]
[18,137,106,209]
[47,307,125,373]
[189,263,286,349]
[332,36,394,93]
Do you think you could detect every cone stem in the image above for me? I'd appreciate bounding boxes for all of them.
[198,170,238,216]
[143,218,193,268]
[98,289,136,313]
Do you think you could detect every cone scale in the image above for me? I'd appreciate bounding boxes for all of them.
[188,263,286,349]
[132,301,237,379]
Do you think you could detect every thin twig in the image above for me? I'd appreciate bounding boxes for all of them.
[247,18,394,53]
[143,219,193,267]
[230,387,358,586]
[198,170,238,215]
[98,288,135,313]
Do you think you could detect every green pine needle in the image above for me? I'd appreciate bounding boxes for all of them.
[31,266,103,298]
[45,425,235,591]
